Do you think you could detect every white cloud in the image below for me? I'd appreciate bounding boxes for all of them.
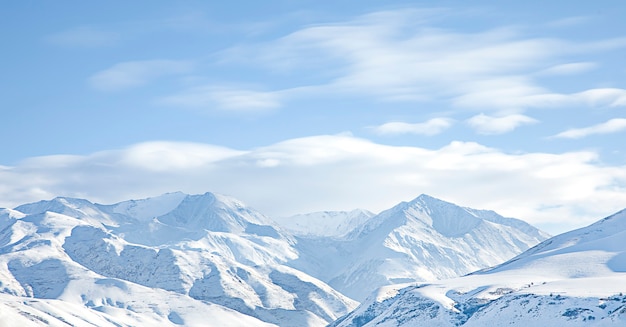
[1,135,626,235]
[159,85,281,112]
[214,10,626,113]
[574,88,626,107]
[117,141,246,171]
[282,23,557,106]
[553,118,626,139]
[466,114,538,135]
[372,118,453,136]
[89,60,193,91]
[452,85,626,111]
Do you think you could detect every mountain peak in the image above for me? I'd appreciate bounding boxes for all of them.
[412,193,440,202]
[396,194,482,237]
[409,194,467,210]
[312,194,549,300]
[154,192,277,235]
[355,194,521,240]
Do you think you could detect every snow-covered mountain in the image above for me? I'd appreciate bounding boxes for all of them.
[0,192,551,326]
[272,209,375,237]
[0,193,356,327]
[332,208,626,326]
[289,194,549,301]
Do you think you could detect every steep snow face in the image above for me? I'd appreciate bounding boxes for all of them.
[155,192,277,234]
[0,193,357,327]
[273,209,375,237]
[334,209,626,326]
[291,194,549,301]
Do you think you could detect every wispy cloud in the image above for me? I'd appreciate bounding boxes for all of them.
[456,87,626,112]
[535,62,597,76]
[216,10,626,113]
[118,141,246,171]
[466,114,538,135]
[574,88,626,107]
[159,85,281,112]
[2,135,626,234]
[553,118,626,139]
[372,118,453,136]
[48,9,626,115]
[89,60,193,91]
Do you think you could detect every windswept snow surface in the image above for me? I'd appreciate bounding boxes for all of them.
[0,192,356,327]
[333,209,626,326]
[289,194,549,301]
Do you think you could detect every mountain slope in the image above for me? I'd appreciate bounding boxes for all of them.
[1,193,357,327]
[272,209,375,237]
[289,194,549,301]
[333,208,626,326]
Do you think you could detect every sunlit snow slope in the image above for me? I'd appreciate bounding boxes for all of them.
[333,208,626,326]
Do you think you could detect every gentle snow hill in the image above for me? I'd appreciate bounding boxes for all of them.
[1,192,357,327]
[272,209,374,237]
[333,208,626,326]
[289,194,550,301]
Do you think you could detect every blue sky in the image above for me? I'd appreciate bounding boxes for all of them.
[1,1,625,234]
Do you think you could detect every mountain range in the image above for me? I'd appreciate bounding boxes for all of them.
[0,192,556,326]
